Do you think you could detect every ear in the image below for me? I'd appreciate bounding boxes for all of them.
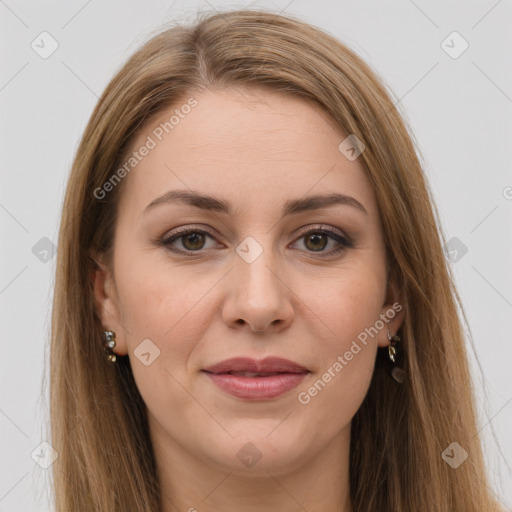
[377,270,405,348]
[91,252,128,356]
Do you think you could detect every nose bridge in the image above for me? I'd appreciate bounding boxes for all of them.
[235,233,282,300]
[222,232,293,331]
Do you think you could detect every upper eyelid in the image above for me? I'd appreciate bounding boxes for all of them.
[160,224,352,251]
[294,224,349,239]
[161,224,349,242]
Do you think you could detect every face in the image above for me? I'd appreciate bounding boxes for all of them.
[94,87,404,475]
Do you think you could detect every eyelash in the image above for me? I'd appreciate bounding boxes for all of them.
[158,225,354,258]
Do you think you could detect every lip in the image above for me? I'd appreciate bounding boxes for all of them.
[202,357,310,400]
[203,356,309,374]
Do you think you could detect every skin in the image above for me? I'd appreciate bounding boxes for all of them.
[94,86,404,512]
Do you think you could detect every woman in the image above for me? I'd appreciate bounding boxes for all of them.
[50,8,504,511]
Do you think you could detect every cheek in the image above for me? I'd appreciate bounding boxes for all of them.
[113,254,218,423]
[114,249,220,363]
[293,260,386,418]
[304,257,387,349]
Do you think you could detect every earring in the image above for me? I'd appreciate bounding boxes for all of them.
[103,330,117,363]
[387,328,406,383]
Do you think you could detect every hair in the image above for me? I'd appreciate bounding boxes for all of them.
[49,8,504,512]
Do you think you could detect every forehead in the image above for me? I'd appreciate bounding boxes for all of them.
[117,87,377,219]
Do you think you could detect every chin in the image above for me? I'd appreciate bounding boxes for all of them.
[202,427,312,476]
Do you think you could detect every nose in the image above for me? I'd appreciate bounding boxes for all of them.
[221,248,294,333]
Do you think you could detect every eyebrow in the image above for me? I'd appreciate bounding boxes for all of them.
[143,190,368,217]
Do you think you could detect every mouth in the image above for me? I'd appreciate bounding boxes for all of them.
[213,371,294,377]
[202,356,309,375]
[201,357,310,400]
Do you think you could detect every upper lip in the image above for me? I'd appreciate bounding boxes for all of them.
[202,357,309,374]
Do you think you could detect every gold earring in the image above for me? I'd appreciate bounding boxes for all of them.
[387,328,405,383]
[103,330,117,363]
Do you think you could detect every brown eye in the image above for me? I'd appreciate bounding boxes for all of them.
[303,232,329,252]
[181,232,206,251]
[292,227,353,256]
[161,229,217,254]
[159,225,353,258]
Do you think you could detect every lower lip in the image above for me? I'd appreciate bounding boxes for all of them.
[203,372,308,400]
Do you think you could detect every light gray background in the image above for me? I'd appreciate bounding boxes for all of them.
[1,1,511,510]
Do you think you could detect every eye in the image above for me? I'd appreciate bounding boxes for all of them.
[291,226,353,256]
[160,227,218,254]
[158,224,353,257]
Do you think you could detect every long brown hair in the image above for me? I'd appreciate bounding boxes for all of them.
[50,8,504,511]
